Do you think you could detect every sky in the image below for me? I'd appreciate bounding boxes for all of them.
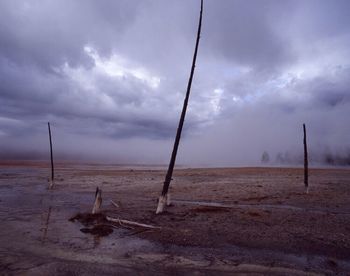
[0,0,349,166]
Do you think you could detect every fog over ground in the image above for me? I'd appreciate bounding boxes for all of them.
[0,0,349,166]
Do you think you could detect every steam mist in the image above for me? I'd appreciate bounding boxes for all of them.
[0,0,349,167]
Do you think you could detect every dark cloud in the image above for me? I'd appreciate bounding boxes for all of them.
[203,0,297,72]
[0,0,143,70]
[0,0,349,165]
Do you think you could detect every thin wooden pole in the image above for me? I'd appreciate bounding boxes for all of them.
[303,123,308,193]
[48,122,54,189]
[156,0,203,214]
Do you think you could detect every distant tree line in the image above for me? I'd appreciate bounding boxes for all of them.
[322,151,350,166]
[261,149,350,166]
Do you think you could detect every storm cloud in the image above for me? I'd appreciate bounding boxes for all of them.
[0,0,349,166]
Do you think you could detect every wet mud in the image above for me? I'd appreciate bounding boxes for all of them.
[0,162,350,275]
[70,213,113,237]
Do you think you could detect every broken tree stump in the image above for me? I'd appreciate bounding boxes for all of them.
[92,187,102,214]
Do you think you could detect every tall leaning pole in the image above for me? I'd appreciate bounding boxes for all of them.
[156,0,203,214]
[48,122,54,189]
[303,123,309,193]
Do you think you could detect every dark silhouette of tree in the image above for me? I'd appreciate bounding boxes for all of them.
[261,151,270,164]
[156,0,203,214]
[48,122,54,189]
[303,123,308,193]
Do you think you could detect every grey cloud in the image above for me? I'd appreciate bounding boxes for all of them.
[0,0,349,165]
[203,0,297,72]
[0,0,142,71]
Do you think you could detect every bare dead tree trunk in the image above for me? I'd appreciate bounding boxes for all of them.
[303,123,309,193]
[156,0,203,214]
[92,187,102,214]
[48,122,54,189]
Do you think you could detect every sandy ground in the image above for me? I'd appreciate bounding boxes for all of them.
[0,161,350,275]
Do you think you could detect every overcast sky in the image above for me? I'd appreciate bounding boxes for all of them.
[0,0,349,166]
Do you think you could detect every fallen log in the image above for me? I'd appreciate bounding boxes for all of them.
[106,216,160,229]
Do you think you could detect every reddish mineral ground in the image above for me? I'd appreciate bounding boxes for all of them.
[1,161,350,275]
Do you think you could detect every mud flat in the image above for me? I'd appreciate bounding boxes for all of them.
[0,161,350,275]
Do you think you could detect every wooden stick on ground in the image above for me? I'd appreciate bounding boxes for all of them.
[106,216,160,229]
[303,123,309,193]
[110,200,120,208]
[156,0,204,214]
[47,122,54,189]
